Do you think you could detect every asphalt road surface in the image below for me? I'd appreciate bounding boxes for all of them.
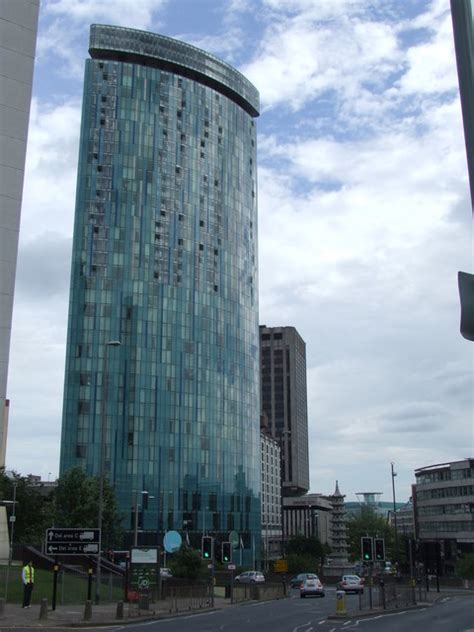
[9,589,473,632]
[109,589,474,632]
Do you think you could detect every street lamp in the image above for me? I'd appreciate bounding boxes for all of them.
[96,340,121,604]
[278,430,291,556]
[391,462,399,564]
[133,490,153,546]
[4,481,18,600]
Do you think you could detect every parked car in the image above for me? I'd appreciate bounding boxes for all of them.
[234,571,265,584]
[338,575,365,594]
[290,573,319,588]
[300,576,325,598]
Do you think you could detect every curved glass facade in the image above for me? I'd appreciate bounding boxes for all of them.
[60,26,261,560]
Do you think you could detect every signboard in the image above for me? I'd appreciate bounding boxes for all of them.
[273,559,288,573]
[130,547,159,590]
[131,548,158,564]
[163,530,182,553]
[45,528,100,556]
[46,542,99,555]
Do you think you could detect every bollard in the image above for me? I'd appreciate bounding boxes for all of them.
[116,600,124,619]
[83,600,92,621]
[0,597,5,616]
[335,590,347,617]
[39,598,48,620]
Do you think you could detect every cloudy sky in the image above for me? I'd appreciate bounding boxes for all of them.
[6,0,473,503]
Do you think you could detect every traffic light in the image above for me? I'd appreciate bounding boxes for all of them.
[361,536,373,562]
[221,541,232,564]
[201,536,214,560]
[141,491,149,510]
[374,538,385,561]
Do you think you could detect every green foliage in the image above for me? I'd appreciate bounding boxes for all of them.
[0,470,54,545]
[54,467,123,549]
[346,507,399,562]
[456,553,474,580]
[286,553,317,575]
[167,544,206,579]
[286,536,329,572]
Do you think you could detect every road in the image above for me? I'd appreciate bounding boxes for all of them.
[111,589,474,632]
[9,589,473,632]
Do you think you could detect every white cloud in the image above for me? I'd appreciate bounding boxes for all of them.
[397,7,458,96]
[44,0,164,29]
[242,3,402,111]
[37,0,167,78]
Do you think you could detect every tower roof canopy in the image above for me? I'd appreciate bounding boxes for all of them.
[89,24,260,117]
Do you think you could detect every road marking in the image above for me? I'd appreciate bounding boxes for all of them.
[318,620,326,625]
[292,621,312,632]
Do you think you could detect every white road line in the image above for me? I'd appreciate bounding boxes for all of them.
[292,621,312,632]
[318,620,326,625]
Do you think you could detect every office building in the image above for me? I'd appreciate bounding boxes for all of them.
[413,458,474,574]
[283,493,332,545]
[260,325,309,496]
[0,0,39,467]
[60,25,261,559]
[260,431,281,563]
[345,492,404,519]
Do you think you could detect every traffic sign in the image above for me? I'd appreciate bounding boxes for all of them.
[45,528,100,556]
[46,528,100,543]
[228,564,236,570]
[46,542,99,555]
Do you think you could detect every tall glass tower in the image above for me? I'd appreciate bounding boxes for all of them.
[60,25,260,559]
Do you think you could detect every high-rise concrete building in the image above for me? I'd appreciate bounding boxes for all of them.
[260,431,281,564]
[0,0,39,467]
[260,325,309,496]
[413,458,474,574]
[59,25,261,558]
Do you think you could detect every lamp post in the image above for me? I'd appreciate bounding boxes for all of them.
[4,481,18,600]
[391,462,399,565]
[96,340,121,604]
[133,490,152,546]
[278,430,291,556]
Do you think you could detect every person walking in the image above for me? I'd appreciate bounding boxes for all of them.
[22,560,34,608]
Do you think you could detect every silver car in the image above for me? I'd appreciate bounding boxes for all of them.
[234,571,265,584]
[338,574,365,594]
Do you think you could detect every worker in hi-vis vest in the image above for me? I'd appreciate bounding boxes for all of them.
[22,561,34,608]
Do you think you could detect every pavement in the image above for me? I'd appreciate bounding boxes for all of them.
[0,597,229,628]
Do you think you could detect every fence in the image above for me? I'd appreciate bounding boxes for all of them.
[350,580,427,613]
[127,584,210,616]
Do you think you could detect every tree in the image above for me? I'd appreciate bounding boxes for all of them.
[457,553,474,580]
[286,536,329,572]
[346,507,399,562]
[168,544,206,579]
[0,470,54,545]
[54,467,123,549]
[286,553,317,575]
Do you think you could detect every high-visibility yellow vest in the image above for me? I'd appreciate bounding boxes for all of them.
[23,565,34,583]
